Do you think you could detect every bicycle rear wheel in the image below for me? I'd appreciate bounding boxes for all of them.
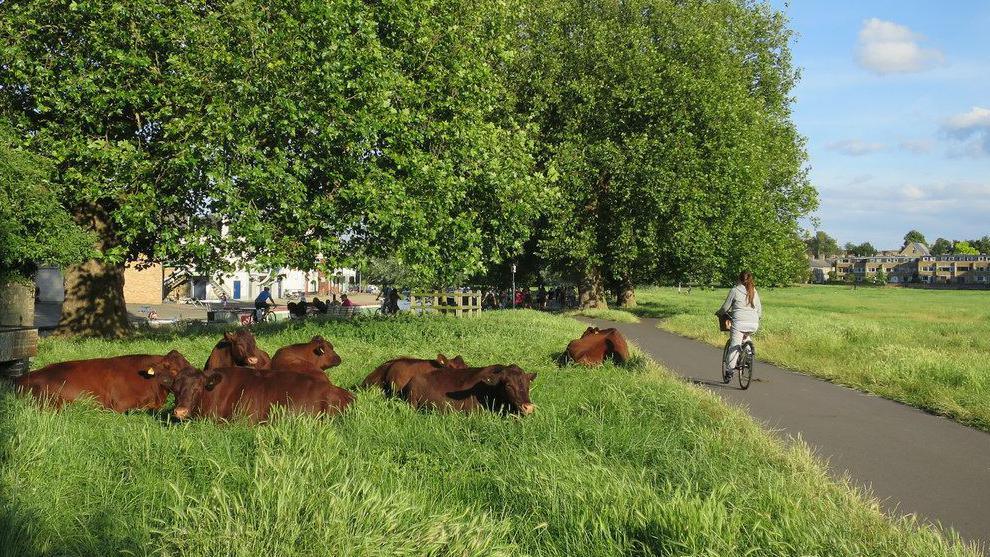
[738,342,754,390]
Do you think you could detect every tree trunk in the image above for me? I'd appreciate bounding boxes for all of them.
[578,270,608,309]
[55,258,131,338]
[617,276,636,308]
[54,202,131,338]
[0,281,35,327]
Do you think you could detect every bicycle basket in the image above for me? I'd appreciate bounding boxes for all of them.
[717,314,731,332]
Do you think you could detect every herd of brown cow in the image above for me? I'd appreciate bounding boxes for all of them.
[12,325,628,424]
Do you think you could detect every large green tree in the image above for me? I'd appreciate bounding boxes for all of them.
[0,125,94,284]
[953,241,979,255]
[509,0,816,306]
[0,0,540,336]
[844,242,877,257]
[903,229,927,247]
[930,238,953,256]
[806,230,840,259]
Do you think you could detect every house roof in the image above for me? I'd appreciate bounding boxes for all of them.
[900,242,931,256]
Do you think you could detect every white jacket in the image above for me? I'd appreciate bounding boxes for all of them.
[718,284,762,332]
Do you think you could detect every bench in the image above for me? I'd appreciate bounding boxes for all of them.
[317,305,360,319]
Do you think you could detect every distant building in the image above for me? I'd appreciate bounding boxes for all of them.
[809,259,835,283]
[163,266,360,303]
[35,263,360,307]
[917,255,990,285]
[824,243,990,287]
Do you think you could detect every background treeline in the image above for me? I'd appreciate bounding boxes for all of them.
[0,0,815,336]
[805,229,990,259]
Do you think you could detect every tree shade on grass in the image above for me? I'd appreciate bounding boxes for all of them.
[635,286,990,432]
[0,312,976,556]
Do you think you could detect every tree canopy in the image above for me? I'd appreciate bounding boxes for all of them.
[930,238,953,256]
[2,0,819,332]
[903,230,927,247]
[806,231,840,259]
[952,241,979,255]
[0,125,93,283]
[508,0,816,304]
[844,242,877,257]
[0,0,542,334]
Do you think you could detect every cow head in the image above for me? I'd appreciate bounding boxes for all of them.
[475,365,537,416]
[142,349,193,383]
[309,335,342,369]
[224,330,261,367]
[435,354,468,369]
[581,326,600,338]
[170,367,224,421]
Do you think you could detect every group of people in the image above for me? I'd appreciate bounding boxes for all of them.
[480,285,580,311]
[254,286,355,320]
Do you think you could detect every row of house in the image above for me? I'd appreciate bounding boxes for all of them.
[35,264,361,306]
[810,243,990,286]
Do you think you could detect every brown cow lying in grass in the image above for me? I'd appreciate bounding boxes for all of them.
[361,354,467,395]
[402,364,536,415]
[205,330,271,370]
[270,336,342,378]
[565,327,630,365]
[15,350,192,412]
[159,363,353,423]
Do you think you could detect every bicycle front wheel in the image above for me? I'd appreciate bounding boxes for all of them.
[738,343,754,390]
[721,339,732,384]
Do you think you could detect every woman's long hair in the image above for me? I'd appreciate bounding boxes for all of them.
[739,271,756,308]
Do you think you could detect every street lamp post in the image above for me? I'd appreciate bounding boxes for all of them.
[511,263,517,309]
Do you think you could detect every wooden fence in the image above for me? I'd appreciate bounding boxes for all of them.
[409,291,482,318]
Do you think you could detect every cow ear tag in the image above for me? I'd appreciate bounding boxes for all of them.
[146,367,155,376]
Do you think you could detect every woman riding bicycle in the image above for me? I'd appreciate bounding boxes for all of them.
[716,270,762,381]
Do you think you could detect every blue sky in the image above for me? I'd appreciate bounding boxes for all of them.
[770,1,990,248]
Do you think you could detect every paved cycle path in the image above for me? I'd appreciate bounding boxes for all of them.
[580,317,990,551]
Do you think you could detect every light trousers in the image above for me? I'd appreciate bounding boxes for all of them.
[724,326,756,371]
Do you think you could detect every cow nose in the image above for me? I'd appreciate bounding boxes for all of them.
[173,407,191,420]
[246,356,259,366]
[519,403,536,416]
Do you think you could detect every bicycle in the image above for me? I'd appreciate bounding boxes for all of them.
[248,305,279,325]
[722,331,756,390]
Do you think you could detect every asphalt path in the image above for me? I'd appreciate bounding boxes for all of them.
[580,317,990,551]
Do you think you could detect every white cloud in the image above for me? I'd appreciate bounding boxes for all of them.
[898,139,933,154]
[825,139,886,156]
[902,185,925,200]
[942,106,990,157]
[857,18,944,75]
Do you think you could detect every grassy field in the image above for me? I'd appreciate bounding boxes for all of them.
[564,308,641,323]
[635,285,990,431]
[0,311,977,556]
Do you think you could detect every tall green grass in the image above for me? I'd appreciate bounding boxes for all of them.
[635,285,990,431]
[564,308,641,323]
[0,311,977,555]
